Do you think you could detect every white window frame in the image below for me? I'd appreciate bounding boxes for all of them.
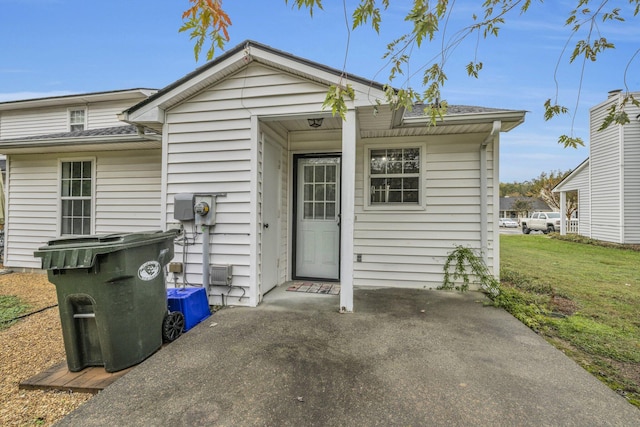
[68,107,87,132]
[58,157,96,236]
[363,143,426,211]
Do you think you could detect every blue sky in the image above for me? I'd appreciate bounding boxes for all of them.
[1,0,638,182]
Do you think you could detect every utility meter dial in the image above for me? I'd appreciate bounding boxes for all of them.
[194,195,216,226]
[194,201,210,216]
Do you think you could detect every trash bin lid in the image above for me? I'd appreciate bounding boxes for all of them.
[34,229,178,270]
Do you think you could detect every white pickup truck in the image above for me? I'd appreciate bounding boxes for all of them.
[521,212,561,234]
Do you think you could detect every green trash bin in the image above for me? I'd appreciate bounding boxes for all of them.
[34,230,178,373]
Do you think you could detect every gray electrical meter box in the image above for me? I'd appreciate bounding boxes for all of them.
[174,193,195,221]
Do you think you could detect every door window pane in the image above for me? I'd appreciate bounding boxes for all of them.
[304,202,313,219]
[314,184,325,202]
[301,159,339,220]
[304,184,313,202]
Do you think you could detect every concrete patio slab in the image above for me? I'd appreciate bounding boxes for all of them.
[57,287,640,426]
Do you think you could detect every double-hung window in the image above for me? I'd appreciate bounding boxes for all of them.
[69,108,86,132]
[60,160,93,235]
[367,147,422,207]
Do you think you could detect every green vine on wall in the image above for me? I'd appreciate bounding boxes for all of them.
[440,245,500,297]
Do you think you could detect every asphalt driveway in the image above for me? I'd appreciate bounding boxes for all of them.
[57,287,639,426]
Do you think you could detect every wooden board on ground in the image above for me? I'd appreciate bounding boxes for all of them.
[19,361,132,394]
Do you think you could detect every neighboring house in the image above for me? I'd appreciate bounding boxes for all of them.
[0,88,159,265]
[554,89,640,244]
[499,197,551,220]
[0,41,526,311]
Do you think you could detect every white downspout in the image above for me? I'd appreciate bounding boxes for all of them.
[480,121,501,264]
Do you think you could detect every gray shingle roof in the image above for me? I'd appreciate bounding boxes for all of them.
[2,125,158,142]
[406,104,516,118]
[500,197,551,211]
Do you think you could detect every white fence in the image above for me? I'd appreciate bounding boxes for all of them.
[568,219,579,233]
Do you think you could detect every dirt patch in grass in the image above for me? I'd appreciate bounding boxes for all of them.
[611,360,640,393]
[553,234,640,252]
[0,270,92,426]
[550,295,579,316]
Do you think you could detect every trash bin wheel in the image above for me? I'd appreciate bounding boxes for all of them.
[162,311,184,342]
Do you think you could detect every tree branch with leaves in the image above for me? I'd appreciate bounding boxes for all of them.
[181,0,640,141]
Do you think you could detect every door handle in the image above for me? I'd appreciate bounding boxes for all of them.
[336,214,341,226]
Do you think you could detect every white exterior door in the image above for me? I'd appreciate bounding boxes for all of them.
[295,156,340,280]
[261,138,281,295]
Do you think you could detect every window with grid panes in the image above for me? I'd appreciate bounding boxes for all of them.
[69,109,86,132]
[302,161,337,220]
[60,161,92,235]
[369,147,420,205]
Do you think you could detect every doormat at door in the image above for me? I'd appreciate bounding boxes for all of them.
[287,281,340,295]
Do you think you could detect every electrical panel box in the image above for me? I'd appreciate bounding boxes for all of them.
[168,262,183,273]
[210,264,233,286]
[174,193,195,221]
[194,195,216,226]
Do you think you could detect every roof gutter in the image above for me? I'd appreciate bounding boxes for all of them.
[135,125,162,141]
[0,133,160,152]
[401,110,524,128]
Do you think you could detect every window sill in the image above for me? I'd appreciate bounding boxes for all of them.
[362,204,426,212]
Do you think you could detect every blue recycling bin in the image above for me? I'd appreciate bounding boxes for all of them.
[166,287,211,332]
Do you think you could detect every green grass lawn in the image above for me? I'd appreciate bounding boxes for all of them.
[499,234,640,407]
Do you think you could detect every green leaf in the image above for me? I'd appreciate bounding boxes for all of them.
[558,135,585,149]
[322,84,355,120]
[465,61,483,78]
[285,0,324,16]
[543,99,568,121]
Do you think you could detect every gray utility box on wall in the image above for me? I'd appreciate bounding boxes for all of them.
[210,264,232,285]
[174,193,195,221]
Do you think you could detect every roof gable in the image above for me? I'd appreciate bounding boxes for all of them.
[121,40,525,134]
[122,40,390,127]
[553,158,589,192]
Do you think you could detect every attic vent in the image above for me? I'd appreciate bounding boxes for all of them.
[210,264,233,286]
[608,89,622,98]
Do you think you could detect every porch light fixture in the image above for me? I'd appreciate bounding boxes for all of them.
[307,118,324,128]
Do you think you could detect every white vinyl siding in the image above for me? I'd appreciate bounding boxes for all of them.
[573,167,591,237]
[1,108,68,139]
[165,64,330,305]
[4,150,162,269]
[94,151,162,233]
[589,98,622,243]
[0,99,141,140]
[354,134,492,289]
[88,100,143,129]
[622,100,640,243]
